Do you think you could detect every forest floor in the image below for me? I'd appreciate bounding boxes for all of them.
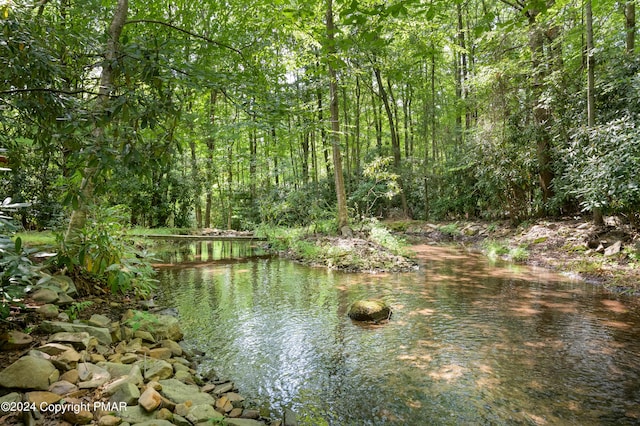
[387,217,640,295]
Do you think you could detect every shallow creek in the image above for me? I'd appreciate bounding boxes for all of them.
[154,241,640,425]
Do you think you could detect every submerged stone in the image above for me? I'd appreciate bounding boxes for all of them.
[348,299,392,322]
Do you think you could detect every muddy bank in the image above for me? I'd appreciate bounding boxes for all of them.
[390,218,640,295]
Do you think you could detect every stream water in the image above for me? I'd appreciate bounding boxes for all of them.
[154,241,640,425]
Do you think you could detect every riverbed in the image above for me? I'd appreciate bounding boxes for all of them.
[154,241,640,425]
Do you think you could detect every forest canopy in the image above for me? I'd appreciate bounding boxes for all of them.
[2,0,640,232]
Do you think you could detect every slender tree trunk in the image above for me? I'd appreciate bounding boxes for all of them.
[326,0,349,232]
[374,67,409,217]
[189,140,202,228]
[204,90,218,228]
[354,76,362,175]
[65,0,128,243]
[626,2,636,54]
[585,0,604,226]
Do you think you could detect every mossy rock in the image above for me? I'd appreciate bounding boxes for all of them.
[348,299,391,322]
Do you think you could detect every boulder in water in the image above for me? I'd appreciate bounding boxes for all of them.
[348,299,391,322]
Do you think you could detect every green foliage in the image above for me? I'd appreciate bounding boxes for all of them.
[437,223,461,237]
[258,181,335,227]
[64,300,93,321]
[56,205,157,297]
[349,157,401,218]
[563,116,640,218]
[123,310,160,332]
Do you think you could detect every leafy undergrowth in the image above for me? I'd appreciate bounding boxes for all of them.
[259,221,418,273]
[392,218,640,295]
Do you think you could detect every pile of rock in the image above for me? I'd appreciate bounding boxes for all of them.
[0,309,273,426]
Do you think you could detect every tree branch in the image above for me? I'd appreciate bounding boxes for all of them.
[125,19,245,58]
[0,88,99,96]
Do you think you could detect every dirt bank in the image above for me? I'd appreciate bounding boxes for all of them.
[389,218,640,295]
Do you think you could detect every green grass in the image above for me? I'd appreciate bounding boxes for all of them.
[14,231,56,247]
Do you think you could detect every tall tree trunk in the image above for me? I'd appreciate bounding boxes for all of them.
[354,76,362,175]
[65,0,128,243]
[189,140,202,228]
[373,67,409,217]
[326,0,349,232]
[528,11,555,209]
[626,2,636,54]
[586,0,603,226]
[204,90,218,228]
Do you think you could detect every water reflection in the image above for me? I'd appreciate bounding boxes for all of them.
[152,240,269,266]
[155,244,640,425]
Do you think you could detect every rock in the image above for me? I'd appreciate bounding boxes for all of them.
[158,378,215,405]
[31,288,59,304]
[40,321,112,345]
[138,387,163,412]
[134,330,156,342]
[48,331,97,350]
[348,299,392,322]
[37,304,60,319]
[98,362,143,381]
[62,411,94,425]
[0,356,59,390]
[137,358,173,380]
[51,275,78,296]
[225,392,245,408]
[160,339,183,357]
[78,363,111,388]
[216,395,233,413]
[26,391,62,406]
[116,404,156,424]
[56,292,75,306]
[0,393,22,415]
[605,240,623,256]
[48,380,79,395]
[135,420,175,426]
[60,369,79,384]
[149,347,172,360]
[186,404,225,423]
[227,419,268,426]
[110,382,140,405]
[97,414,122,426]
[284,407,299,426]
[241,409,261,419]
[1,330,34,350]
[213,382,234,395]
[122,310,183,341]
[88,314,112,328]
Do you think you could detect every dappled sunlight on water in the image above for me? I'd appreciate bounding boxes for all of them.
[155,242,640,425]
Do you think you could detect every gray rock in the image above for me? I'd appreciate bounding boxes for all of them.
[158,378,215,405]
[137,358,173,380]
[40,321,112,345]
[1,330,34,350]
[226,419,268,426]
[122,310,183,341]
[116,404,155,424]
[31,288,59,303]
[605,240,623,256]
[186,404,225,423]
[56,292,75,306]
[48,380,79,395]
[37,304,60,319]
[78,363,111,388]
[160,339,183,357]
[135,420,175,426]
[88,314,112,328]
[348,299,392,322]
[98,362,143,382]
[0,393,22,415]
[0,356,59,390]
[48,331,97,350]
[110,382,140,405]
[51,275,78,296]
